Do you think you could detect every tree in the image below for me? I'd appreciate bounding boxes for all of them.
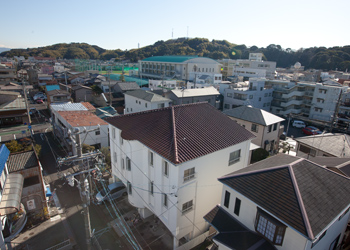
[91,85,103,95]
[100,147,111,171]
[119,73,125,82]
[82,144,95,153]
[251,148,269,163]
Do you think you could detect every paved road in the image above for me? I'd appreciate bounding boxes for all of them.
[36,131,123,249]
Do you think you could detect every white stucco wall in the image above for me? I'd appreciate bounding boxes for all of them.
[124,94,171,114]
[109,124,252,248]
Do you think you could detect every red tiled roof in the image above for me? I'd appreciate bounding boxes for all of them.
[106,102,255,164]
[81,102,96,111]
[58,111,107,127]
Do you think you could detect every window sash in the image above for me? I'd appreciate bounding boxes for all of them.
[224,191,230,208]
[182,200,193,214]
[184,168,195,182]
[163,194,168,207]
[126,157,131,171]
[164,161,169,177]
[150,181,154,195]
[229,150,241,165]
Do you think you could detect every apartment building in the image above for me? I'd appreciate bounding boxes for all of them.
[107,102,255,249]
[266,80,348,122]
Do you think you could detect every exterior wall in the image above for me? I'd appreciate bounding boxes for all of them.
[109,124,252,249]
[74,88,93,102]
[124,95,171,114]
[149,80,177,90]
[165,92,217,107]
[220,186,308,250]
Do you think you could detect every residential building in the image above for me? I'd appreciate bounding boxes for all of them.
[223,78,273,111]
[224,106,285,152]
[0,64,16,83]
[219,53,276,80]
[295,133,350,159]
[7,149,48,222]
[124,89,172,114]
[266,80,348,121]
[107,102,255,249]
[0,145,27,249]
[164,86,220,107]
[71,85,93,102]
[139,56,222,83]
[205,154,350,250]
[0,91,29,127]
[54,110,108,154]
[50,103,108,154]
[46,89,71,104]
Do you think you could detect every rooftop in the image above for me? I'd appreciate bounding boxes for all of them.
[295,133,350,157]
[106,102,255,164]
[142,55,198,63]
[125,89,171,102]
[80,102,96,111]
[58,111,108,127]
[51,103,88,112]
[171,86,220,98]
[220,154,350,240]
[7,150,38,172]
[223,106,285,126]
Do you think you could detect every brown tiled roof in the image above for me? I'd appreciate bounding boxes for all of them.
[219,154,350,240]
[7,151,38,172]
[81,102,96,111]
[106,102,255,164]
[58,111,107,127]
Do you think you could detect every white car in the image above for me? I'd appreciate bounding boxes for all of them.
[292,120,306,128]
[95,182,127,204]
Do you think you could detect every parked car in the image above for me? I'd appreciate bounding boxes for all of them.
[36,98,44,104]
[33,94,47,101]
[302,126,322,135]
[292,120,306,128]
[95,181,127,204]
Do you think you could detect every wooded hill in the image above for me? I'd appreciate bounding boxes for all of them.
[1,38,350,71]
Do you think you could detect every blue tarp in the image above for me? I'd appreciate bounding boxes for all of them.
[46,186,52,197]
[0,145,10,176]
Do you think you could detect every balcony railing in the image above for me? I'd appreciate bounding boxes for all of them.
[183,173,196,182]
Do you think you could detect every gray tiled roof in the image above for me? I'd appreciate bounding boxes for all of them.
[125,89,171,102]
[7,151,38,172]
[223,106,285,126]
[219,154,350,240]
[117,82,140,91]
[295,133,350,157]
[204,205,276,250]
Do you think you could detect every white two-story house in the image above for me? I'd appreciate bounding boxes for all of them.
[205,154,350,250]
[106,102,255,249]
[224,105,285,153]
[124,89,172,114]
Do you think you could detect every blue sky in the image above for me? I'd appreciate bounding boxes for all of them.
[1,0,349,51]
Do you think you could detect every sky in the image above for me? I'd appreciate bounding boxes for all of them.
[1,0,350,51]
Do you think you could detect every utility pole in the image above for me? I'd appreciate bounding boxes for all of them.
[22,77,32,137]
[330,89,343,133]
[58,126,102,250]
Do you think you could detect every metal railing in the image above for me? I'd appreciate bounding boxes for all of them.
[45,239,71,250]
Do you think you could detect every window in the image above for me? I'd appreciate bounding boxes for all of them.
[184,167,195,182]
[149,152,153,166]
[163,161,169,177]
[319,89,327,94]
[234,198,241,216]
[122,158,125,169]
[268,125,272,133]
[163,193,168,207]
[120,132,123,145]
[182,200,193,214]
[224,191,230,208]
[229,150,241,165]
[135,100,137,103]
[126,157,131,171]
[259,97,261,101]
[114,152,117,162]
[317,98,325,103]
[150,181,154,195]
[95,131,100,135]
[315,107,323,112]
[145,103,148,108]
[127,181,132,195]
[273,123,277,131]
[23,176,40,187]
[112,128,116,139]
[158,103,165,109]
[251,124,258,133]
[255,208,286,245]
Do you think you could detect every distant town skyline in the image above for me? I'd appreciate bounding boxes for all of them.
[1,0,349,51]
